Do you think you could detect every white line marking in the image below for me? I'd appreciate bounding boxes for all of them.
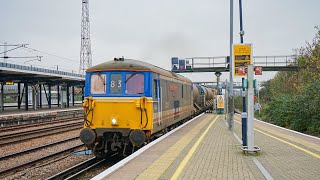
[234,114,320,141]
[253,157,274,180]
[0,108,82,117]
[233,115,274,180]
[254,118,320,140]
[91,113,205,180]
[233,132,243,144]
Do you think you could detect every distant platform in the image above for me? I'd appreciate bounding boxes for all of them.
[93,113,320,180]
[0,106,83,126]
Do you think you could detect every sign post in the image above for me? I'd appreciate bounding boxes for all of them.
[233,43,251,147]
[241,65,260,154]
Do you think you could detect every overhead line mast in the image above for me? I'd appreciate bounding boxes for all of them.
[80,0,92,74]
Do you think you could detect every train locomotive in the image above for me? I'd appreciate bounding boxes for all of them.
[80,58,216,157]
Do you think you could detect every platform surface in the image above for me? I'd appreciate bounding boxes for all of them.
[99,113,320,180]
[0,106,82,117]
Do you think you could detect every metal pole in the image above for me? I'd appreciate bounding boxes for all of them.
[48,84,51,109]
[67,84,70,107]
[247,65,254,150]
[72,86,75,106]
[239,0,247,146]
[25,82,28,111]
[242,78,247,146]
[57,85,60,108]
[258,84,261,115]
[228,0,234,130]
[32,85,36,111]
[0,83,4,112]
[239,0,244,43]
[225,80,228,121]
[81,86,84,103]
[39,85,42,108]
[18,83,21,109]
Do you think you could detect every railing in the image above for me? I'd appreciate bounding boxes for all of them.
[0,62,85,79]
[252,55,298,67]
[174,55,298,71]
[193,81,243,89]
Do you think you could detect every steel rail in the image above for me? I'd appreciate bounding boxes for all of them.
[0,136,79,161]
[47,153,120,180]
[0,117,83,133]
[0,144,84,176]
[0,122,83,146]
[0,121,83,140]
[46,157,101,180]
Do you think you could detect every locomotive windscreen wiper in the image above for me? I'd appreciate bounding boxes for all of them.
[97,72,106,85]
[125,72,137,83]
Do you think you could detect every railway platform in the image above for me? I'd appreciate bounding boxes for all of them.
[0,106,83,126]
[93,113,320,180]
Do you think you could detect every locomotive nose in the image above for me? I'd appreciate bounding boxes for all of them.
[80,128,97,145]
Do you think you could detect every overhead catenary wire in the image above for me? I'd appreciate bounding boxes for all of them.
[22,46,78,63]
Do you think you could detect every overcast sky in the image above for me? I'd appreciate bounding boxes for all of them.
[1,0,319,83]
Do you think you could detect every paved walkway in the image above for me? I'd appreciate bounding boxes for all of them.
[0,106,82,116]
[99,113,320,180]
[233,114,320,180]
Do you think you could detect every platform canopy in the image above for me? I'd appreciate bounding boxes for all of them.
[0,62,85,85]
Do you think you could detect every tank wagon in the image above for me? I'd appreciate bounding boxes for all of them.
[80,58,215,157]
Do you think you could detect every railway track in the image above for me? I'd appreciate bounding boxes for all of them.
[0,144,84,176]
[0,121,83,146]
[46,157,103,180]
[0,136,79,161]
[47,153,122,180]
[0,117,83,133]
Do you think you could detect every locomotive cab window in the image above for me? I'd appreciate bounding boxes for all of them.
[125,73,144,94]
[90,74,106,94]
[110,74,122,94]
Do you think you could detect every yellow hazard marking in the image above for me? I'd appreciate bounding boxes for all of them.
[234,119,320,159]
[234,116,320,152]
[136,115,216,180]
[255,129,320,159]
[170,115,220,180]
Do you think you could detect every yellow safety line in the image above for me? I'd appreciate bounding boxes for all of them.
[170,115,220,180]
[255,129,320,159]
[234,120,320,159]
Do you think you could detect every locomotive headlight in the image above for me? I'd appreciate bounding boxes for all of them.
[111,118,117,125]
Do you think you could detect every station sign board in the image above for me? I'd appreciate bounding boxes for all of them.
[217,95,224,109]
[233,44,252,76]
